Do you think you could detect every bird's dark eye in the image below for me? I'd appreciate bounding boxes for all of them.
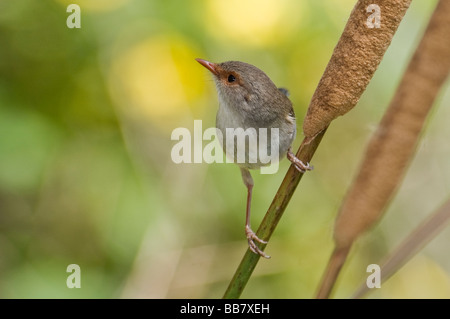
[227,74,236,83]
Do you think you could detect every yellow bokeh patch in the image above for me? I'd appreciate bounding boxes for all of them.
[206,0,304,47]
[381,255,450,298]
[108,34,205,125]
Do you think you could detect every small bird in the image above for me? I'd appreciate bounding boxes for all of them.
[196,59,312,258]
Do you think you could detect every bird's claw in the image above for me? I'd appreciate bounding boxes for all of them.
[245,226,270,259]
[287,149,314,173]
[294,161,313,173]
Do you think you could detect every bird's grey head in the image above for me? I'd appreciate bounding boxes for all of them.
[196,59,289,119]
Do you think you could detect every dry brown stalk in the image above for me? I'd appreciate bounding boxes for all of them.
[353,198,450,298]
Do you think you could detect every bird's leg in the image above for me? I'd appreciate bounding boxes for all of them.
[240,168,270,259]
[287,147,313,173]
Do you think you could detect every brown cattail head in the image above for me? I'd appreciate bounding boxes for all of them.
[303,0,412,140]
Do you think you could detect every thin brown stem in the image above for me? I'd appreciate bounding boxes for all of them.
[316,247,351,299]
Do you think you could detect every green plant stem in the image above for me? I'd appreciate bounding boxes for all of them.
[223,128,327,299]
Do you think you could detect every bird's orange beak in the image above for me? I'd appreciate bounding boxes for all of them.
[196,58,219,76]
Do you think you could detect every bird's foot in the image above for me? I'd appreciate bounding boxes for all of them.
[287,149,313,173]
[245,225,270,259]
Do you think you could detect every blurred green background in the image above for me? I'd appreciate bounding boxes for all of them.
[0,0,449,298]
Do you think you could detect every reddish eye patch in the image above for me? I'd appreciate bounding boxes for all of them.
[222,72,240,86]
